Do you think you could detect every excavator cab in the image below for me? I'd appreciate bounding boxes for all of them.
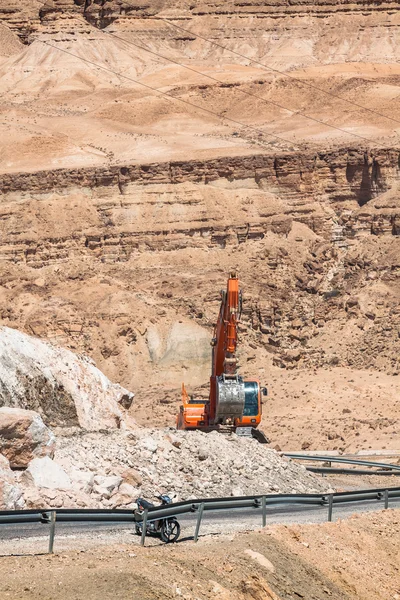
[235,380,262,427]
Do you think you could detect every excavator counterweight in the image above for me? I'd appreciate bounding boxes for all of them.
[176,273,268,442]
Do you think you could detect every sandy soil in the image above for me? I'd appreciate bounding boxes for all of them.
[0,510,398,600]
[1,9,400,173]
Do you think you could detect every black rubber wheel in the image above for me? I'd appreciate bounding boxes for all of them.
[160,518,180,543]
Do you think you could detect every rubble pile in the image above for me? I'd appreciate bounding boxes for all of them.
[1,426,331,510]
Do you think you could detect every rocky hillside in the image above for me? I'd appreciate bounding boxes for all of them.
[0,147,399,446]
[0,0,399,449]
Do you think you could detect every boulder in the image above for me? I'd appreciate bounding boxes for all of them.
[0,407,55,468]
[69,468,95,494]
[22,456,71,490]
[0,453,24,509]
[93,475,122,499]
[0,326,135,430]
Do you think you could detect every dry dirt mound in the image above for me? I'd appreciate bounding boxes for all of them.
[0,23,23,57]
[0,510,398,599]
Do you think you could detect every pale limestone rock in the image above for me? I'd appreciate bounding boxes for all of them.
[69,468,94,494]
[231,486,244,497]
[119,482,137,497]
[0,453,24,509]
[0,326,134,430]
[0,407,55,468]
[93,474,122,498]
[244,550,276,573]
[22,456,71,490]
[23,486,43,509]
[139,436,158,453]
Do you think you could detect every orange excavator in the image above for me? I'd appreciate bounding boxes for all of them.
[177,272,268,442]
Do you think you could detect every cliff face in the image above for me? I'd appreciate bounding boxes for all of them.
[0,148,399,266]
[0,148,399,402]
[3,0,400,49]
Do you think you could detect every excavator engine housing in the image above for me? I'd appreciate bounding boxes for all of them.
[215,375,245,424]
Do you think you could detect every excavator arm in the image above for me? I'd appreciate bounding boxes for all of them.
[211,272,241,378]
[209,272,244,424]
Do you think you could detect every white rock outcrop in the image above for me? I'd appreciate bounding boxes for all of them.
[0,326,134,430]
[0,407,55,468]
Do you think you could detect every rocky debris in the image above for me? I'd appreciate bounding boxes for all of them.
[22,456,71,490]
[0,453,24,509]
[39,428,331,509]
[0,407,55,468]
[0,427,331,510]
[0,327,134,430]
[69,468,94,495]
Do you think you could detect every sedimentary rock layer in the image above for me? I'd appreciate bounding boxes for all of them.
[1,148,397,198]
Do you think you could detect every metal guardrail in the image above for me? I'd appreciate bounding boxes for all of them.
[1,485,399,551]
[283,454,400,475]
[307,468,400,476]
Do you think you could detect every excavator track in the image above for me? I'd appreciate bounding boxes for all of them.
[236,427,270,443]
[188,425,270,444]
[250,428,270,444]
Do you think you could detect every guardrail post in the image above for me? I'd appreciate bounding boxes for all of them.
[328,494,333,522]
[48,511,56,554]
[194,503,205,543]
[140,509,148,547]
[384,489,389,509]
[261,496,266,528]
